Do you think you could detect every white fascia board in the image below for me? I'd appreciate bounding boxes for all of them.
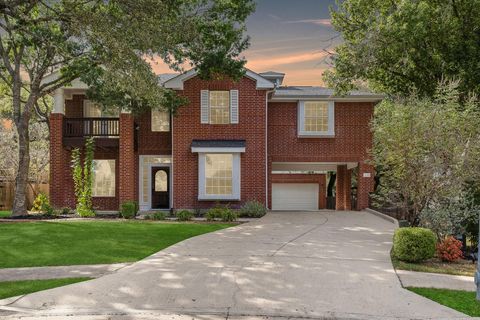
[245,70,275,89]
[269,96,384,103]
[41,70,88,90]
[191,147,246,153]
[164,68,274,90]
[163,69,198,90]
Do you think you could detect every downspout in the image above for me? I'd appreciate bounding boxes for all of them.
[265,89,275,209]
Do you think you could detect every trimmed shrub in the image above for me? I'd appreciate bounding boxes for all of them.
[120,201,138,219]
[205,206,237,222]
[176,210,193,221]
[152,211,166,220]
[393,227,436,262]
[61,207,73,215]
[220,208,237,222]
[239,200,267,218]
[436,236,463,262]
[205,209,217,221]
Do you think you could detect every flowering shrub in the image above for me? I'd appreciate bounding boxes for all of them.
[436,236,463,262]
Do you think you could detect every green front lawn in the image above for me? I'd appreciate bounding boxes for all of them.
[0,278,91,299]
[0,221,232,268]
[407,287,480,317]
[391,253,476,277]
[0,211,11,218]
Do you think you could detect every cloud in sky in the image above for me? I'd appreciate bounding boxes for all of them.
[284,19,332,27]
[148,1,340,86]
[245,50,331,70]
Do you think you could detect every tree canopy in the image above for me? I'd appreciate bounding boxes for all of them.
[326,0,480,98]
[0,0,255,215]
[371,81,480,225]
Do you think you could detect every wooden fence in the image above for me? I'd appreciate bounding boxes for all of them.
[0,182,49,211]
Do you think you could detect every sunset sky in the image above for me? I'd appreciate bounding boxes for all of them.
[151,0,340,86]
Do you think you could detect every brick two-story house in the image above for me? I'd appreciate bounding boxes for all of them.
[49,69,382,212]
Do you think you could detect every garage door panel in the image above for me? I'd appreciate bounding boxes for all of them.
[272,183,319,210]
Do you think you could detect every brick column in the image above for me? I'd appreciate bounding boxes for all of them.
[344,169,352,210]
[357,161,374,210]
[119,113,135,206]
[49,113,65,209]
[336,164,347,210]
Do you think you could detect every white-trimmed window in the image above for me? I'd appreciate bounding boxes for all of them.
[200,90,239,124]
[92,160,116,197]
[151,109,170,132]
[198,153,241,200]
[298,101,335,137]
[209,91,230,124]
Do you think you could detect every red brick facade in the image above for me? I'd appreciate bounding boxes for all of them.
[267,101,375,210]
[119,113,135,204]
[50,73,376,212]
[172,76,268,209]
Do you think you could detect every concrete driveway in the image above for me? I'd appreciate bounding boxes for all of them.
[0,211,467,320]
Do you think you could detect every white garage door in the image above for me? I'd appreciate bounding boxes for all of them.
[272,183,319,210]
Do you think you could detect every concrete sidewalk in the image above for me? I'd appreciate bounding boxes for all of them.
[397,269,475,291]
[0,263,131,282]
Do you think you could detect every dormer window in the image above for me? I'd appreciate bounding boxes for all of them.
[298,101,335,137]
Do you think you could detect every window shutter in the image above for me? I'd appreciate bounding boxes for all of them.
[200,90,209,124]
[230,89,239,124]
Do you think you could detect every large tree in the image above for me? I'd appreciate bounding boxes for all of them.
[0,0,255,216]
[371,81,480,225]
[325,0,480,98]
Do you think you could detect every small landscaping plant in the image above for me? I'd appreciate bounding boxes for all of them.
[145,211,166,220]
[176,210,193,221]
[436,236,463,262]
[220,208,237,222]
[31,193,51,213]
[205,205,237,222]
[205,209,218,221]
[239,200,267,218]
[120,201,138,219]
[393,227,436,262]
[61,207,73,215]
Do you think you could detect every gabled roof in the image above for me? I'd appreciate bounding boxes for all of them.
[162,68,275,90]
[271,86,384,102]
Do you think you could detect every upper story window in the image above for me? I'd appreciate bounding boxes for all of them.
[92,159,116,197]
[209,91,230,124]
[298,101,335,137]
[83,100,119,118]
[151,109,170,132]
[200,90,239,124]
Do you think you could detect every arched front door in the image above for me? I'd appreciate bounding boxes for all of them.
[151,167,169,209]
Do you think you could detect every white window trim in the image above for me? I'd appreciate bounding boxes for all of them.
[297,101,335,137]
[138,155,172,211]
[198,153,241,201]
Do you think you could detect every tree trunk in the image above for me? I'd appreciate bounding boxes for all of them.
[11,115,30,216]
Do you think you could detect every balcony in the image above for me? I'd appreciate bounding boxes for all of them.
[63,118,120,148]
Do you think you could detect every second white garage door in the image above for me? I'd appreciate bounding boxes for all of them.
[272,183,319,210]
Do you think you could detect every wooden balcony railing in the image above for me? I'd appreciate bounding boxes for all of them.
[63,118,119,138]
